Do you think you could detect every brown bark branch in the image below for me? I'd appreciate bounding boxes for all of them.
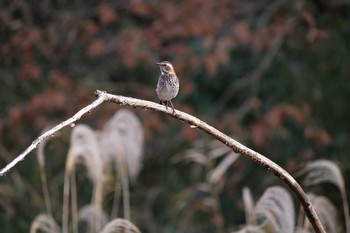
[0,90,325,233]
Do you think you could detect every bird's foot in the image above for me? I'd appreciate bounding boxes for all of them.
[159,100,168,110]
[169,100,176,113]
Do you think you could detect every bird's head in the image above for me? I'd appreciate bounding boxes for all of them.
[156,61,175,75]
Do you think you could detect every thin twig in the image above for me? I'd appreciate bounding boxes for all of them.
[0,90,325,233]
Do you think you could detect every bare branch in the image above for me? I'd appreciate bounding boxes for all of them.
[0,95,105,176]
[0,90,325,233]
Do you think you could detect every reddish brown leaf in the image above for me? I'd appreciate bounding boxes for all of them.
[99,3,118,25]
[251,121,267,147]
[215,37,233,64]
[251,27,270,52]
[204,55,219,76]
[128,1,151,17]
[301,148,315,161]
[20,63,42,81]
[286,158,297,172]
[87,40,105,56]
[82,20,99,42]
[307,28,330,43]
[271,16,286,39]
[304,126,331,147]
[265,104,307,129]
[302,11,316,26]
[30,94,45,110]
[234,22,251,44]
[8,106,23,127]
[50,70,74,90]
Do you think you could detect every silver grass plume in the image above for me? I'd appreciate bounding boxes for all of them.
[30,214,60,233]
[100,218,141,233]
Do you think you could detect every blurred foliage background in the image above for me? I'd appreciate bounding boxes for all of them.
[0,0,350,232]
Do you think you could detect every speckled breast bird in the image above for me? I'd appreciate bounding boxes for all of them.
[156,61,179,111]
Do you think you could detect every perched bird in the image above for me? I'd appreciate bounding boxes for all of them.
[156,61,179,111]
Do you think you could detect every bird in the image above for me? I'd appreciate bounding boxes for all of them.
[156,61,179,112]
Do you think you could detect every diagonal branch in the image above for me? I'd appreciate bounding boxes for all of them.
[0,95,105,176]
[0,90,325,233]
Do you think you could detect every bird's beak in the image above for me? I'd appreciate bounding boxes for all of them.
[156,62,162,66]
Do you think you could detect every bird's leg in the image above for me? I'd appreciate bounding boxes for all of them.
[169,100,175,113]
[159,100,168,109]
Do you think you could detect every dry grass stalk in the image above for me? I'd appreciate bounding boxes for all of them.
[99,109,144,220]
[63,124,104,233]
[36,132,53,218]
[171,138,241,231]
[242,187,255,226]
[209,151,239,185]
[78,204,108,233]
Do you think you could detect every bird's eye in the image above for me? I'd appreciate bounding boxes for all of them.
[164,65,170,70]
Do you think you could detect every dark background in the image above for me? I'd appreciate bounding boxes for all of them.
[0,0,349,232]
